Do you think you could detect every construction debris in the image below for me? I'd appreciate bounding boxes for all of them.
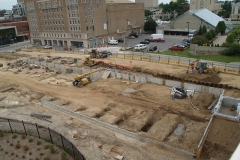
[188,99,200,110]
[30,113,52,123]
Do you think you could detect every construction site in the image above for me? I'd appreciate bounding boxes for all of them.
[0,48,240,160]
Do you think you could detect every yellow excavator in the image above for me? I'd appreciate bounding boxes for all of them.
[190,59,219,74]
[83,55,102,67]
[72,68,105,87]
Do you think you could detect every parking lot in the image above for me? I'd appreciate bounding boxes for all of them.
[113,34,189,52]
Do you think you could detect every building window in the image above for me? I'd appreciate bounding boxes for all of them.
[86,26,88,30]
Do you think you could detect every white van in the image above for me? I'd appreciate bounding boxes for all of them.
[134,44,147,50]
[108,40,118,45]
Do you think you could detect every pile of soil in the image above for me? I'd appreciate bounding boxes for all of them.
[191,93,215,110]
[202,76,222,84]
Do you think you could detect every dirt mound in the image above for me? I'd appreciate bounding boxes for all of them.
[224,89,240,98]
[191,93,215,110]
[202,75,222,84]
[0,52,29,60]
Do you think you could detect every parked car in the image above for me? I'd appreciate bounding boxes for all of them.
[140,40,150,44]
[181,41,190,46]
[118,39,124,43]
[145,38,154,42]
[128,36,135,39]
[154,38,165,42]
[179,42,188,47]
[108,40,118,45]
[183,39,191,43]
[176,44,186,48]
[101,50,112,55]
[134,44,147,50]
[148,45,157,51]
[64,47,72,51]
[126,46,134,50]
[43,45,52,49]
[168,45,184,51]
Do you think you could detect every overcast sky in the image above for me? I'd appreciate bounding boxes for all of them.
[1,0,187,10]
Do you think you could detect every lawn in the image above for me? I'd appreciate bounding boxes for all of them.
[155,48,240,63]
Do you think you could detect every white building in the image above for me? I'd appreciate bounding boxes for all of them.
[12,0,26,16]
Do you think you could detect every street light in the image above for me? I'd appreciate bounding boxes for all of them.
[186,22,189,38]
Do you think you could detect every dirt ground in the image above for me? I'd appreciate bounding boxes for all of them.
[0,51,240,160]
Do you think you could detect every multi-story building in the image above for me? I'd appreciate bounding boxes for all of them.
[12,0,26,16]
[135,0,158,8]
[24,0,144,48]
[190,0,223,13]
[230,2,240,20]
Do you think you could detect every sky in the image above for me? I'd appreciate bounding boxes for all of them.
[0,0,190,10]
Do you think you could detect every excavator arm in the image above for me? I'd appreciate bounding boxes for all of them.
[74,68,104,81]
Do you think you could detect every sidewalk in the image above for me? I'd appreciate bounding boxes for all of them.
[213,35,227,46]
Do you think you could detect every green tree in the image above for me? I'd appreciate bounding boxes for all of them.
[202,25,207,34]
[205,32,212,40]
[222,44,240,56]
[216,21,226,35]
[226,34,235,43]
[144,19,158,33]
[210,30,216,38]
[145,10,152,17]
[191,35,208,46]
[198,26,203,35]
[159,0,189,16]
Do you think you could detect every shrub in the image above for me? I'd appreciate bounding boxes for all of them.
[44,145,50,149]
[29,138,33,143]
[37,141,42,145]
[37,148,41,151]
[0,148,3,151]
[7,140,9,143]
[10,143,13,146]
[49,145,55,154]
[5,151,8,154]
[35,158,40,160]
[40,153,44,156]
[22,155,25,158]
[15,143,21,149]
[23,145,29,151]
[17,140,20,143]
[11,152,14,155]
[16,154,19,157]
[43,157,50,160]
[61,152,67,160]
[222,43,240,55]
[12,134,17,139]
[29,152,32,155]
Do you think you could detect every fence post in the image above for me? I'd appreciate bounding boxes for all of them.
[22,120,27,136]
[159,55,160,63]
[35,123,40,139]
[48,128,53,143]
[8,119,13,134]
[60,134,65,151]
[71,143,76,159]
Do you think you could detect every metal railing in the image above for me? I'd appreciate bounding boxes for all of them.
[0,117,85,160]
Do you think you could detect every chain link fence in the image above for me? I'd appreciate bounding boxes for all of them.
[0,117,85,160]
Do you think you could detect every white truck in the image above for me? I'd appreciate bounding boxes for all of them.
[150,34,164,40]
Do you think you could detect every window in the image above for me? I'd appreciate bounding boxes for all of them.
[84,6,87,10]
[85,19,88,23]
[86,26,88,30]
[69,14,71,17]
[64,34,66,37]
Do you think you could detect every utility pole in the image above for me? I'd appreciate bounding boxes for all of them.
[186,22,189,38]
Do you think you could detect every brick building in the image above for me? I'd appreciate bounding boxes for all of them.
[24,0,144,48]
[0,21,29,44]
[135,0,158,8]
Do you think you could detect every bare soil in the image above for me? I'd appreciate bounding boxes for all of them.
[0,51,240,160]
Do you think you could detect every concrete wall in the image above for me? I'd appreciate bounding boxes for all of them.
[189,44,227,55]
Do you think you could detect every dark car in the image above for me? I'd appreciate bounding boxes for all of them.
[128,36,135,39]
[148,45,157,51]
[118,39,124,43]
[154,38,165,42]
[181,41,190,46]
[145,38,154,42]
[140,41,150,44]
[101,50,112,55]
[183,39,191,43]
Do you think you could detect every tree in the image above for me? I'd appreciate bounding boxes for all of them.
[144,19,158,33]
[159,0,189,16]
[202,25,207,34]
[210,30,216,38]
[205,32,212,41]
[198,26,203,35]
[222,44,240,56]
[145,10,152,17]
[191,35,208,46]
[216,21,226,35]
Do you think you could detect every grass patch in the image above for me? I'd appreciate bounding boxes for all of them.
[37,140,42,145]
[15,143,21,149]
[29,138,33,143]
[157,48,240,63]
[43,157,50,160]
[49,145,56,154]
[12,134,18,139]
[22,155,25,158]
[44,145,50,149]
[61,152,67,160]
[21,134,26,139]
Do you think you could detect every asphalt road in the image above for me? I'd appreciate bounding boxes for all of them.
[0,41,31,52]
[113,34,189,51]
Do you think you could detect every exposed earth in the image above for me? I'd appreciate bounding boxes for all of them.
[0,50,240,160]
